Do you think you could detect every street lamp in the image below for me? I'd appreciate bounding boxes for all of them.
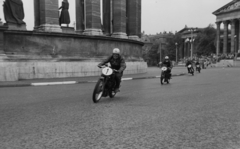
[189,28,198,60]
[175,42,178,64]
[234,35,237,66]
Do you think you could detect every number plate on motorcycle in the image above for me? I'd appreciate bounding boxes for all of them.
[102,67,113,76]
[162,67,167,71]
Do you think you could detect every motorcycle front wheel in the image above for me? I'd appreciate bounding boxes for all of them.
[92,79,104,103]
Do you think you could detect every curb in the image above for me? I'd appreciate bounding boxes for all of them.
[0,73,186,88]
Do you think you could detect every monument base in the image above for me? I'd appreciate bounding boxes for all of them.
[61,27,75,34]
[34,24,62,32]
[4,23,26,30]
[111,32,128,39]
[83,29,103,36]
[0,61,147,81]
[0,54,8,61]
[128,35,140,41]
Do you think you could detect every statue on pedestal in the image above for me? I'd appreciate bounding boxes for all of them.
[3,0,25,25]
[59,0,70,27]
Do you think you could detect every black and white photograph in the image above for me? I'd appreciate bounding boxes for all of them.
[0,0,240,148]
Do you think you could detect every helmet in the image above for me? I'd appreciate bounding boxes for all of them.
[165,56,169,59]
[113,48,120,54]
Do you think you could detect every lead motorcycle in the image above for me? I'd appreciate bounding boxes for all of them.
[160,65,170,85]
[187,64,194,76]
[92,66,117,103]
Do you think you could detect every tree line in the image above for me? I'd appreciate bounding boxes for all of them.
[143,24,216,66]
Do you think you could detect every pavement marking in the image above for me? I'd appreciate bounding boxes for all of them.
[31,81,77,86]
[0,73,186,88]
[122,78,133,81]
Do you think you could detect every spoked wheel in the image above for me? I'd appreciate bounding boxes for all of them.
[92,79,104,103]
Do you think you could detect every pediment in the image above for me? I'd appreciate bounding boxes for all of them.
[213,0,240,15]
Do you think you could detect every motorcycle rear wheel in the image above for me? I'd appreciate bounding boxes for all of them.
[92,79,104,103]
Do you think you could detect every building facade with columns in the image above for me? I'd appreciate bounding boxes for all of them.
[213,0,240,56]
[0,0,145,81]
[178,26,201,60]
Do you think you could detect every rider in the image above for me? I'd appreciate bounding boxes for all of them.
[185,58,193,73]
[160,56,173,79]
[195,60,200,70]
[98,48,126,92]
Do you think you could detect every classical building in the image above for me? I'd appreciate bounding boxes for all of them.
[178,26,201,60]
[213,0,240,56]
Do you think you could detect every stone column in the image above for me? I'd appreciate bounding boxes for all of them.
[223,21,229,54]
[0,26,8,54]
[103,0,111,35]
[238,19,240,54]
[216,22,221,56]
[34,0,62,32]
[184,39,187,58]
[127,0,141,40]
[0,24,8,59]
[138,0,141,38]
[83,0,103,35]
[76,0,85,34]
[111,0,128,39]
[231,20,236,53]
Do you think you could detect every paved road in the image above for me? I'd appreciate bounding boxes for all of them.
[0,67,240,149]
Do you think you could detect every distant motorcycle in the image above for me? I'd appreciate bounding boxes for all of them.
[196,64,201,73]
[160,65,170,85]
[92,66,117,103]
[188,64,194,76]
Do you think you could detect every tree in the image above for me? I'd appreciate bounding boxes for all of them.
[194,24,216,56]
[165,33,183,61]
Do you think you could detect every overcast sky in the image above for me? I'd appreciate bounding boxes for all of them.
[0,0,232,34]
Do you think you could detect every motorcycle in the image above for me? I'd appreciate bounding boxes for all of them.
[92,66,117,103]
[188,64,194,76]
[160,65,170,85]
[196,64,201,73]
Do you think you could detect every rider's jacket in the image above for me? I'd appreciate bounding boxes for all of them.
[98,55,126,73]
[195,62,200,66]
[162,60,172,68]
[185,60,193,67]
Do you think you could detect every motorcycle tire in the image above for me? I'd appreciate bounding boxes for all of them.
[92,79,104,103]
[166,79,169,84]
[160,77,164,85]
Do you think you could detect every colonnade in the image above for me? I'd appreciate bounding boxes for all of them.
[215,20,240,55]
[33,0,141,40]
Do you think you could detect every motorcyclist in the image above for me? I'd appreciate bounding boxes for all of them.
[98,48,126,93]
[185,58,193,73]
[195,60,201,71]
[160,56,173,79]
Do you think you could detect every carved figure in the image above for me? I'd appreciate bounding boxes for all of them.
[59,0,70,26]
[3,0,25,25]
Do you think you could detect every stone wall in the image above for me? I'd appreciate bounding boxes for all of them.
[3,30,143,60]
[0,30,147,81]
[0,61,147,81]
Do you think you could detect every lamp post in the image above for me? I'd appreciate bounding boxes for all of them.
[189,28,197,60]
[234,35,237,66]
[175,42,178,63]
